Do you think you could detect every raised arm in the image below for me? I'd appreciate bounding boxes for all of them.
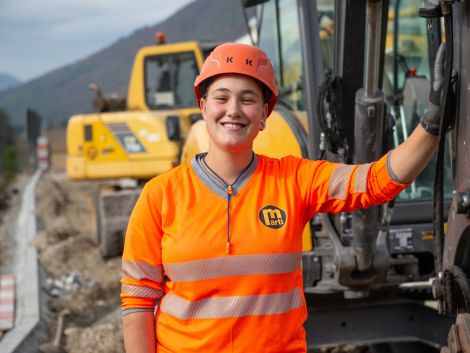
[389,124,438,183]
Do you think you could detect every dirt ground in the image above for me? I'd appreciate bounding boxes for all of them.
[33,171,124,352]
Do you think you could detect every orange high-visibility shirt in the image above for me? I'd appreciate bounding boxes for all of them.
[121,152,408,353]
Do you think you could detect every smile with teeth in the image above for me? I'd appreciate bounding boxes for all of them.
[221,121,246,130]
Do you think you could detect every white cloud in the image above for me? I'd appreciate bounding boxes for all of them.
[0,0,193,81]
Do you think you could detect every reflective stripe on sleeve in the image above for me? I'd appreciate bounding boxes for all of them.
[121,260,163,283]
[328,164,355,200]
[353,163,372,193]
[121,283,163,299]
[163,252,302,283]
[160,288,303,319]
[122,308,155,316]
[386,151,405,184]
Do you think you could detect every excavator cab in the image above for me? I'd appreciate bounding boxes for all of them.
[67,41,216,181]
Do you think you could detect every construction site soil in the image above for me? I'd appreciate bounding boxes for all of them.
[2,168,369,352]
[34,171,123,352]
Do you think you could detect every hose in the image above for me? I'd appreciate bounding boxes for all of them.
[433,10,454,274]
[449,266,470,311]
[316,75,345,160]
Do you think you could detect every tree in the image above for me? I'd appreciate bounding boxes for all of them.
[0,107,17,194]
[0,107,14,148]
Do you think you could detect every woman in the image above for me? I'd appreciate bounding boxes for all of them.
[121,43,443,352]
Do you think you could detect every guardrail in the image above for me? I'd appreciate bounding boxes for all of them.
[0,170,44,352]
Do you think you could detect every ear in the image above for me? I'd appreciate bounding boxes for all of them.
[260,103,269,131]
[263,103,269,119]
[200,98,207,119]
[262,103,269,128]
[260,119,266,131]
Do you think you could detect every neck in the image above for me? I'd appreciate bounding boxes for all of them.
[204,148,253,185]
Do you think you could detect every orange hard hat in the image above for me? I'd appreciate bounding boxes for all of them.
[194,43,278,116]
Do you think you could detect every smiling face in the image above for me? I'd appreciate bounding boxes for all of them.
[200,74,269,155]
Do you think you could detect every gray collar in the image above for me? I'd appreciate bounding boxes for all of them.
[190,152,258,198]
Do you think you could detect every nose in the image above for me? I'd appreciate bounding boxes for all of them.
[226,98,241,118]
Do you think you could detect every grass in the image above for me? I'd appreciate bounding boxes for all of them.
[0,145,18,210]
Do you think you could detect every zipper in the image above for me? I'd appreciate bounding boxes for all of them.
[200,154,254,255]
[226,187,232,254]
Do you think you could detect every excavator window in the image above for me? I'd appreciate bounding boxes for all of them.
[385,0,452,202]
[257,0,334,111]
[385,0,431,89]
[257,1,281,83]
[84,124,92,142]
[144,51,199,110]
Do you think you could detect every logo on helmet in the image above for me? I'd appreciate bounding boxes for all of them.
[259,205,287,229]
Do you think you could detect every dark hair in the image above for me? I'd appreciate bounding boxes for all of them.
[198,75,272,104]
[198,77,215,100]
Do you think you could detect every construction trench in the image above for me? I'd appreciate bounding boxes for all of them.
[0,170,123,352]
[0,169,371,352]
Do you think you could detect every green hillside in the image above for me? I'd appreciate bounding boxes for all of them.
[0,0,251,130]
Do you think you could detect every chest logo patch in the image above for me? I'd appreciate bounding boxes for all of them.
[259,205,287,229]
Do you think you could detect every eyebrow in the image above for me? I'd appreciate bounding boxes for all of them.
[211,88,260,97]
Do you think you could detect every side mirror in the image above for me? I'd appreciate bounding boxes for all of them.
[166,116,181,141]
[189,113,203,124]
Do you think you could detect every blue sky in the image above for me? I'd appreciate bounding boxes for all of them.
[0,0,193,82]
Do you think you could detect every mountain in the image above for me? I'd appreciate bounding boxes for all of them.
[0,0,252,130]
[0,74,21,92]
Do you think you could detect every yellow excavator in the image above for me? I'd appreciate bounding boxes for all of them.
[66,35,217,257]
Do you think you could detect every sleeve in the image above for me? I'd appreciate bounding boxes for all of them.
[120,181,165,315]
[296,151,410,218]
